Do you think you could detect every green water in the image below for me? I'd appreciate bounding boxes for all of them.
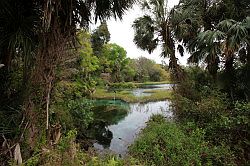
[92,100,129,125]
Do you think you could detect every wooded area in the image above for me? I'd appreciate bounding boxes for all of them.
[0,0,249,165]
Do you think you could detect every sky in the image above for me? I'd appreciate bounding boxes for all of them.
[104,0,188,65]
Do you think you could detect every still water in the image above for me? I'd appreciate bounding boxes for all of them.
[92,84,173,156]
[132,83,174,97]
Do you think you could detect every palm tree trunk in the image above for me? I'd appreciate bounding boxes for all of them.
[247,43,250,67]
[225,53,235,100]
[246,44,250,101]
[225,55,234,73]
[2,47,12,70]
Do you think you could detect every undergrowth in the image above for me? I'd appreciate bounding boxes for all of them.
[129,115,235,166]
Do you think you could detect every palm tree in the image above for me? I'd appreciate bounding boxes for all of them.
[188,30,224,79]
[170,0,250,75]
[132,0,183,80]
[218,19,249,71]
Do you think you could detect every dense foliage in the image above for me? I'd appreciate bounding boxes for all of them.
[173,67,250,165]
[130,115,235,165]
[90,23,170,83]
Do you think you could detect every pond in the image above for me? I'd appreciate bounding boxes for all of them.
[91,84,173,156]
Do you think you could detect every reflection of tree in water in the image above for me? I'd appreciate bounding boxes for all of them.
[87,120,113,148]
[87,100,129,148]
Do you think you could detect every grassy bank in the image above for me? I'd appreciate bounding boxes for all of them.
[108,81,173,89]
[92,88,172,103]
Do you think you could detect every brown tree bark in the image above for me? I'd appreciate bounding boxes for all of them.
[24,11,69,151]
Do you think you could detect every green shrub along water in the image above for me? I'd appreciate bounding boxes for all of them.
[130,115,235,166]
[172,67,250,165]
[24,130,142,166]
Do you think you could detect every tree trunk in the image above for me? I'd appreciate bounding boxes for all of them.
[224,53,235,100]
[1,47,12,71]
[246,44,250,101]
[24,12,68,152]
[225,55,234,73]
[247,43,250,67]
[163,22,183,81]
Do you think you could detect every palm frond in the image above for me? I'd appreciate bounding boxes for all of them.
[0,0,38,68]
[177,44,185,57]
[228,22,248,47]
[197,30,225,46]
[217,19,237,32]
[188,50,204,64]
[133,15,158,53]
[243,16,250,29]
[90,0,136,22]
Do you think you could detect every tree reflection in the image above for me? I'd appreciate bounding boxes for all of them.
[87,120,113,148]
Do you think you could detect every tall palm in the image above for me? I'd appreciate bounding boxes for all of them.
[133,0,182,80]
[218,18,249,99]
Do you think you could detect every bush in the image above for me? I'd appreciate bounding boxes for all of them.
[25,129,141,166]
[174,90,229,127]
[129,115,235,166]
[50,99,94,141]
[204,102,250,163]
[173,66,250,164]
[27,130,83,166]
[109,82,137,89]
[66,99,93,127]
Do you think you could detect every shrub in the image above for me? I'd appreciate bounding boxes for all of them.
[25,129,141,166]
[109,82,137,89]
[173,66,250,164]
[174,90,229,127]
[130,115,235,166]
[29,130,82,166]
[50,99,94,141]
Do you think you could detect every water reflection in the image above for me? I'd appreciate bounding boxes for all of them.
[93,100,172,156]
[92,100,129,125]
[132,84,174,97]
[91,84,173,156]
[86,100,129,149]
[87,120,113,148]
